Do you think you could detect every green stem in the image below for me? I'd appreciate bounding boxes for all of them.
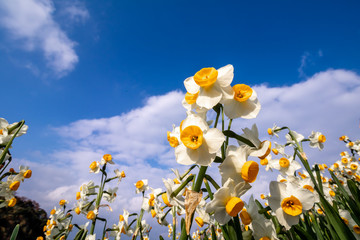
[0,120,25,166]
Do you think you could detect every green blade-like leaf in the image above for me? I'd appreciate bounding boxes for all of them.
[10,224,19,240]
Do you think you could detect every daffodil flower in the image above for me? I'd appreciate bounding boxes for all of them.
[271,156,301,176]
[308,131,326,150]
[285,130,304,146]
[267,124,281,138]
[222,83,261,119]
[238,124,271,159]
[135,179,149,194]
[103,187,118,203]
[184,65,234,109]
[219,145,259,184]
[0,118,28,145]
[175,113,225,166]
[205,179,251,225]
[268,181,314,230]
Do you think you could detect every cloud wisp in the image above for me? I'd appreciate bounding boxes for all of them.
[0,0,86,77]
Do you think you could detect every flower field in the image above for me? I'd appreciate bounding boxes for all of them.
[1,65,360,240]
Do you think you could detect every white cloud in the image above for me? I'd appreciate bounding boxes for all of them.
[0,0,82,77]
[60,1,89,24]
[15,69,360,237]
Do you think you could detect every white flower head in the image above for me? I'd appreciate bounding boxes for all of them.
[175,112,225,166]
[219,145,260,185]
[205,179,251,225]
[268,181,314,230]
[135,179,149,194]
[308,131,326,150]
[222,83,261,119]
[272,156,302,177]
[184,65,234,109]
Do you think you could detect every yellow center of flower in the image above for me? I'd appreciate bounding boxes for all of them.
[121,171,126,178]
[351,164,358,170]
[193,67,218,88]
[280,179,287,182]
[329,190,335,197]
[241,161,259,183]
[180,125,203,150]
[103,154,112,162]
[339,136,346,141]
[303,185,314,192]
[259,141,271,159]
[185,92,199,105]
[87,211,96,220]
[8,197,16,207]
[279,158,290,168]
[168,136,179,148]
[75,207,81,215]
[149,194,155,207]
[342,158,348,164]
[260,194,266,199]
[151,209,156,218]
[76,192,81,200]
[333,163,339,168]
[272,149,279,155]
[318,164,324,171]
[353,225,360,234]
[349,142,354,147]
[162,193,172,207]
[9,181,20,191]
[195,217,204,227]
[281,195,303,216]
[317,208,324,214]
[136,180,144,189]
[267,128,273,135]
[233,84,253,102]
[119,214,124,221]
[23,169,32,178]
[89,161,98,170]
[225,197,244,217]
[318,134,326,143]
[59,200,66,206]
[260,158,268,165]
[260,237,271,240]
[342,217,349,225]
[50,209,56,215]
[340,151,346,156]
[240,209,252,225]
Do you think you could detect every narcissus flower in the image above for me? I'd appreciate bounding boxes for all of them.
[175,113,225,166]
[89,161,100,174]
[268,181,314,230]
[205,179,251,225]
[135,179,149,194]
[101,154,114,165]
[238,124,271,159]
[219,145,259,184]
[271,156,301,177]
[308,131,326,150]
[184,65,234,109]
[0,118,28,145]
[267,124,281,138]
[222,84,261,119]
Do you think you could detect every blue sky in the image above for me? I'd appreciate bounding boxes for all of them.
[1,0,360,238]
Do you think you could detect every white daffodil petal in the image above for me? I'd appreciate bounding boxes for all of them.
[217,64,234,87]
[203,128,225,153]
[214,208,232,225]
[295,189,315,210]
[196,86,222,109]
[184,77,200,94]
[175,145,198,165]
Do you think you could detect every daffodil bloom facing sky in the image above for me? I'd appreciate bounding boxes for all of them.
[175,112,225,166]
[268,181,315,230]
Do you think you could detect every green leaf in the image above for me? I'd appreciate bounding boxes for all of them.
[10,224,19,240]
[222,130,255,148]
